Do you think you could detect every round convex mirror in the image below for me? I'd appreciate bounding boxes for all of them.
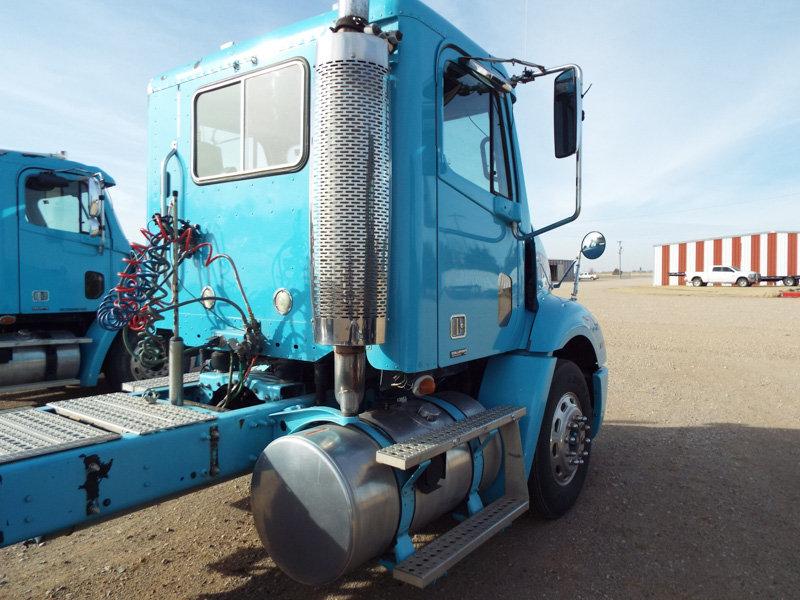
[581,231,606,260]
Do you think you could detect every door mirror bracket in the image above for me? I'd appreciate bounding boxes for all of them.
[550,231,606,300]
[463,58,584,241]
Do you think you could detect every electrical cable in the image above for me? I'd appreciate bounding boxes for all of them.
[97,212,260,390]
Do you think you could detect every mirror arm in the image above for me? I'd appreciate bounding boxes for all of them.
[570,253,582,301]
[510,147,582,241]
[551,257,578,289]
[466,58,582,88]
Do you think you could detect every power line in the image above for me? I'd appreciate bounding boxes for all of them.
[583,191,800,223]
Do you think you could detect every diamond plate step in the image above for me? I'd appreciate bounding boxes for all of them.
[121,372,200,393]
[393,495,529,588]
[0,409,119,465]
[375,405,526,470]
[48,393,215,435]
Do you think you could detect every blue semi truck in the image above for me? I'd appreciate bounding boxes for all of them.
[0,150,164,394]
[0,0,608,589]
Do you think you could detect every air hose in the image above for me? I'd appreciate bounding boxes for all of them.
[97,213,260,395]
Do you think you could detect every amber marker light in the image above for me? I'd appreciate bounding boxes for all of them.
[412,374,436,397]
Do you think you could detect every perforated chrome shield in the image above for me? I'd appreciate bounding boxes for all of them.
[311,31,390,346]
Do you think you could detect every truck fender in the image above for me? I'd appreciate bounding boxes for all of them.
[78,320,119,386]
[478,351,557,484]
[477,295,609,499]
[528,293,607,367]
[528,293,608,437]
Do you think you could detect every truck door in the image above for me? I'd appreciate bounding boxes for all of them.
[17,170,110,314]
[436,50,526,366]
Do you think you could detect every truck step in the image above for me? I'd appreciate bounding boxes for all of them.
[48,393,215,435]
[375,405,526,470]
[393,495,529,588]
[122,372,200,393]
[0,409,119,465]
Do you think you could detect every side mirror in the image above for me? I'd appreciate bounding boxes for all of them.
[87,176,104,217]
[89,199,102,218]
[553,67,582,158]
[87,218,102,237]
[581,231,606,259]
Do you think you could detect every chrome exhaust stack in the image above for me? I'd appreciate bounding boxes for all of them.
[311,0,390,415]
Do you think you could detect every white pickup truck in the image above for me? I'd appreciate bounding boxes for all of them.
[685,265,759,287]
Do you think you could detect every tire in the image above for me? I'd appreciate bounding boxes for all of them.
[783,276,796,287]
[528,359,593,519]
[692,277,703,287]
[103,330,169,390]
[736,277,749,287]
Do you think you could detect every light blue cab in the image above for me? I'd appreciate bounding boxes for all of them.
[0,0,609,587]
[0,149,140,391]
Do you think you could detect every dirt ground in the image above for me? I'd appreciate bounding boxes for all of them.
[2,275,799,599]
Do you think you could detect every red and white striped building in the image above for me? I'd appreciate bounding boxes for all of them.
[653,231,800,286]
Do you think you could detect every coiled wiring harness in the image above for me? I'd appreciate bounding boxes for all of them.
[98,213,261,405]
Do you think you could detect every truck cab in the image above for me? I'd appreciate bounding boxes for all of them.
[0,149,135,392]
[0,0,608,588]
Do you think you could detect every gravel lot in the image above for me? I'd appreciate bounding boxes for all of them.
[2,275,799,599]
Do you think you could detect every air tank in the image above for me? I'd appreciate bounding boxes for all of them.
[250,394,500,585]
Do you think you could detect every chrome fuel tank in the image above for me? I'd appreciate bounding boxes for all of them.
[250,394,500,585]
[251,423,399,585]
[0,331,81,387]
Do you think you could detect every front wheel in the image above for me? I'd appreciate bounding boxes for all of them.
[692,277,703,287]
[529,360,593,519]
[736,277,749,287]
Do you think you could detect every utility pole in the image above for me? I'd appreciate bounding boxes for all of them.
[617,241,623,278]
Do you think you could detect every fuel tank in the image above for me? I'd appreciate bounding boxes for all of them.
[250,393,500,585]
[0,331,82,387]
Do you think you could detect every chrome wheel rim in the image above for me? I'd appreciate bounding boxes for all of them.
[549,392,591,486]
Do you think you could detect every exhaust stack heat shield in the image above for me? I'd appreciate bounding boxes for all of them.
[311,30,391,347]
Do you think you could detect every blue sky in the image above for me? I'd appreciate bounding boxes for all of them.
[1,0,798,269]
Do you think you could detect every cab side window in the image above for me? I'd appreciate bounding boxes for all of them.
[442,62,513,199]
[25,177,91,234]
[193,60,307,181]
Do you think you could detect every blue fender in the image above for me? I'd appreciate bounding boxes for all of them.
[79,320,118,386]
[478,294,609,495]
[528,293,607,367]
[478,351,557,481]
[528,293,608,435]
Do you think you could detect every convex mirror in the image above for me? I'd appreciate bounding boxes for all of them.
[581,231,606,259]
